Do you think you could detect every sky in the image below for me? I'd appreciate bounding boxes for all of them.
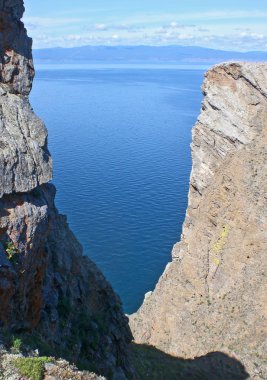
[23,0,267,51]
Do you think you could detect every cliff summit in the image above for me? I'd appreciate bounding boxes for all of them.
[130,62,267,379]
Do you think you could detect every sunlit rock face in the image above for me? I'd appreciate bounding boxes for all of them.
[0,0,34,95]
[0,2,135,379]
[130,62,267,379]
[0,90,52,197]
[0,0,52,197]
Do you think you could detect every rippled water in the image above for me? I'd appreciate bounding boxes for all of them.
[30,65,205,313]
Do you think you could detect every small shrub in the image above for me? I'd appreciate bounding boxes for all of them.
[13,357,52,380]
[11,336,22,353]
[4,241,18,261]
[20,333,55,357]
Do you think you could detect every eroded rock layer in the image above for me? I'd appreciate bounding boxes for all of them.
[130,62,267,379]
[0,0,34,95]
[0,0,52,197]
[0,2,134,379]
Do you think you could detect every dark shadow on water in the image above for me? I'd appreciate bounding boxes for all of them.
[131,343,249,380]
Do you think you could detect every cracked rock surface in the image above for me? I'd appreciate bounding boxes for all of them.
[0,88,52,197]
[0,0,52,197]
[129,62,267,379]
[0,0,34,95]
[0,1,135,379]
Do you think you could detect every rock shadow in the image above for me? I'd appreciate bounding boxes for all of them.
[131,343,249,380]
[0,8,32,61]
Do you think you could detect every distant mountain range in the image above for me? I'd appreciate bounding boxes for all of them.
[33,45,267,65]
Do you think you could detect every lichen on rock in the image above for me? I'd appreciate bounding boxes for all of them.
[130,62,267,379]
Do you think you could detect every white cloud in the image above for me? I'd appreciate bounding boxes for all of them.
[23,16,85,28]
[240,32,264,39]
[94,23,107,31]
[30,28,267,51]
[24,11,267,51]
[123,10,267,24]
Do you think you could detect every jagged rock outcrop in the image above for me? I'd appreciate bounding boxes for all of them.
[0,90,52,197]
[130,62,267,379]
[0,2,134,379]
[0,0,34,95]
[0,0,52,197]
[0,341,107,379]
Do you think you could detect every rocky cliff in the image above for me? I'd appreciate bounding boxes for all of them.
[130,62,267,379]
[0,2,134,379]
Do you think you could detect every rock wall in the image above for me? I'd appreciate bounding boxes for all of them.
[0,2,134,379]
[130,62,267,379]
[0,0,34,95]
[0,0,52,197]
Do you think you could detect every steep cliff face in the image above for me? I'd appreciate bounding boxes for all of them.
[0,2,134,379]
[0,0,52,197]
[130,62,267,379]
[0,0,33,95]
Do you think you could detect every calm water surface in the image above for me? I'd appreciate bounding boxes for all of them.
[30,65,204,313]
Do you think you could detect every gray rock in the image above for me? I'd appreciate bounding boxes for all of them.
[130,62,267,379]
[0,0,34,95]
[0,2,136,378]
[191,62,267,196]
[0,89,52,197]
[0,0,52,197]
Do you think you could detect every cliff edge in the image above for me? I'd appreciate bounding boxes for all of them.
[0,2,134,379]
[130,62,267,379]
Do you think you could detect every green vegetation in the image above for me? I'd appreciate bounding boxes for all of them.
[13,357,52,380]
[1,331,56,358]
[3,300,112,376]
[57,295,108,362]
[4,241,18,261]
[11,336,22,353]
[19,332,55,357]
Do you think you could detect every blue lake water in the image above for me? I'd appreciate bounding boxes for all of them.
[30,65,205,313]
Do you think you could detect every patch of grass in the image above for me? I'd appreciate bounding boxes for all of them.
[13,357,53,380]
[20,333,56,357]
[2,331,56,358]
